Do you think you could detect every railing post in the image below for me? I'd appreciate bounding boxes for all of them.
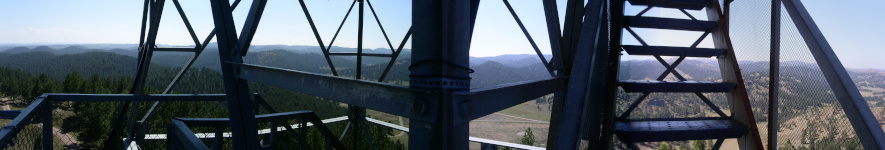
[166,123,176,150]
[213,124,223,150]
[268,121,277,148]
[41,97,52,150]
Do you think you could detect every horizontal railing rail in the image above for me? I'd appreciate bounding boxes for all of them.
[168,110,347,150]
[0,94,229,149]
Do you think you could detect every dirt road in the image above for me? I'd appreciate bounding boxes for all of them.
[2,98,81,149]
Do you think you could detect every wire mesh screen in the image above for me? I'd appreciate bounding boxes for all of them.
[728,0,772,148]
[773,4,861,149]
[50,101,81,149]
[731,1,866,149]
[3,110,42,150]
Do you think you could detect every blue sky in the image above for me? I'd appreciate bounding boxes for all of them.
[0,1,883,69]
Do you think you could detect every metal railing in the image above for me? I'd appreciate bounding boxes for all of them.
[0,94,226,149]
[167,110,346,150]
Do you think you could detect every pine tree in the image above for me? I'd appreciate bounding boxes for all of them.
[520,127,535,146]
[63,70,82,93]
[781,139,796,150]
[658,142,675,150]
[692,140,706,150]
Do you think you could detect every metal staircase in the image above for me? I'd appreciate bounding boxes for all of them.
[611,0,763,149]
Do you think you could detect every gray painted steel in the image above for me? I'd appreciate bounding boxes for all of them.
[169,120,210,150]
[409,0,473,149]
[233,63,439,122]
[614,120,748,142]
[622,45,725,57]
[551,0,609,149]
[207,0,264,148]
[768,0,781,148]
[624,16,719,31]
[626,0,713,10]
[452,77,567,125]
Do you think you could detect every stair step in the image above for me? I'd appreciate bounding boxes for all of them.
[619,80,735,93]
[614,120,747,142]
[626,0,713,10]
[622,45,725,57]
[624,16,718,31]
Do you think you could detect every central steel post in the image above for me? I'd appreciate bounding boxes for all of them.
[409,0,473,149]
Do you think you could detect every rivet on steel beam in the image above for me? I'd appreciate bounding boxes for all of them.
[413,99,426,115]
[458,100,472,117]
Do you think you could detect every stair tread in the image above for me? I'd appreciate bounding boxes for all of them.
[624,16,718,31]
[618,80,735,93]
[626,0,713,10]
[614,120,748,142]
[622,45,724,57]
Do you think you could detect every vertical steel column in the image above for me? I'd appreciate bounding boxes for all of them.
[600,0,626,149]
[409,0,472,149]
[42,99,52,150]
[541,0,563,72]
[106,1,165,149]
[550,0,608,149]
[357,0,364,79]
[768,0,781,149]
[545,0,584,147]
[208,0,262,149]
[782,0,885,149]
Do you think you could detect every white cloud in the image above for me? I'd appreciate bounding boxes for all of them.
[19,27,91,35]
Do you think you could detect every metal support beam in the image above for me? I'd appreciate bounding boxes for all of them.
[546,0,585,147]
[356,0,365,80]
[236,0,268,55]
[297,0,343,76]
[502,0,555,77]
[133,1,242,144]
[208,0,262,148]
[768,0,781,149]
[542,0,563,72]
[452,77,568,125]
[782,0,885,149]
[233,63,439,122]
[170,120,211,150]
[551,0,609,149]
[409,0,473,149]
[106,0,166,148]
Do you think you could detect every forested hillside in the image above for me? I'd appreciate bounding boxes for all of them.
[2,46,884,149]
[0,48,407,149]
